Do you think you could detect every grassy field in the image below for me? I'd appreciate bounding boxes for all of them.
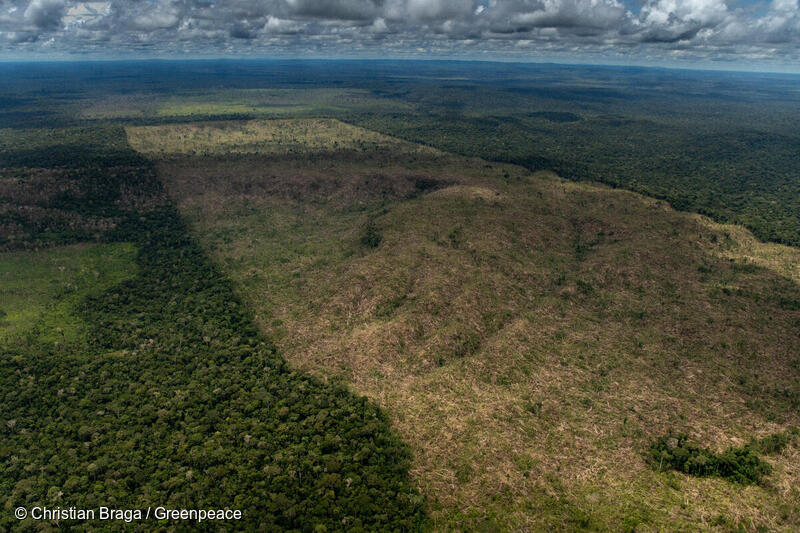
[128,119,800,531]
[0,242,137,343]
[127,118,434,158]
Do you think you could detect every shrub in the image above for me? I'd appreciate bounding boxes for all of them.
[746,428,798,455]
[360,219,382,248]
[650,433,772,484]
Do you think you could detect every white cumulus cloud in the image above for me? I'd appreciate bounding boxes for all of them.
[0,0,797,66]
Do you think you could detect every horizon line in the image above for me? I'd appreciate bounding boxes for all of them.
[0,55,799,77]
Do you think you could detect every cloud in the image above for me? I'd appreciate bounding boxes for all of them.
[264,15,303,34]
[639,0,728,27]
[370,16,388,32]
[125,0,184,31]
[64,2,112,28]
[509,0,628,30]
[230,21,255,38]
[24,0,66,29]
[6,29,39,42]
[387,0,475,21]
[286,0,382,20]
[0,0,798,67]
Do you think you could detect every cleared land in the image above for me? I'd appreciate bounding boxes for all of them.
[128,119,800,531]
[126,118,434,158]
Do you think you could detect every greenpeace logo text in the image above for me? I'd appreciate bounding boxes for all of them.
[17,506,243,523]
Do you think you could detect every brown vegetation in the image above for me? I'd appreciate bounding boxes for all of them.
[130,119,800,531]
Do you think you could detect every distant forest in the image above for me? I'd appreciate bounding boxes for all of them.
[1,60,799,246]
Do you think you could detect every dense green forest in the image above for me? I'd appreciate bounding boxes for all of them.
[351,109,800,245]
[345,72,800,246]
[0,125,425,531]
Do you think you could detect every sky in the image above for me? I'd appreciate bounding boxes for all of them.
[0,0,799,71]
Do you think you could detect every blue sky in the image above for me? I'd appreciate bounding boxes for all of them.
[1,0,799,72]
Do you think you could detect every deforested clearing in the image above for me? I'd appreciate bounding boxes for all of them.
[130,119,800,532]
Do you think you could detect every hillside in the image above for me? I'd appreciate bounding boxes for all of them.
[128,119,800,531]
